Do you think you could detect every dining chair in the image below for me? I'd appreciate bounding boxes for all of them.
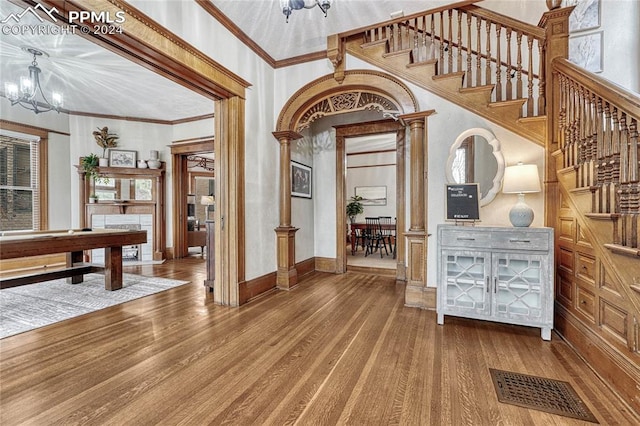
[365,216,388,257]
[378,216,396,259]
[351,226,368,255]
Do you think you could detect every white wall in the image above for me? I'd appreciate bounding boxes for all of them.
[67,116,175,242]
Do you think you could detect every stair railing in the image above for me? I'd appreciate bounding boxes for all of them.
[344,2,546,118]
[556,58,640,251]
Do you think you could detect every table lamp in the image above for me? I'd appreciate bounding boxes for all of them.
[502,162,541,227]
[201,195,215,221]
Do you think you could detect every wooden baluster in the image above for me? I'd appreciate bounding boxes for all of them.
[612,107,621,215]
[457,11,463,74]
[495,23,502,102]
[527,37,534,117]
[629,119,639,248]
[578,86,587,188]
[505,29,512,101]
[412,17,420,63]
[516,32,523,101]
[596,98,606,212]
[558,74,568,168]
[430,14,436,64]
[466,12,472,88]
[485,19,492,87]
[476,15,482,86]
[538,41,545,115]
[604,102,613,213]
[589,92,599,187]
[447,10,453,73]
[405,18,411,51]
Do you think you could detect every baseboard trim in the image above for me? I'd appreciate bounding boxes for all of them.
[555,303,640,415]
[315,257,337,273]
[239,272,277,305]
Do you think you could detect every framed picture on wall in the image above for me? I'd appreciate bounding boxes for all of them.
[355,186,387,206]
[291,161,312,198]
[569,31,603,73]
[109,149,137,168]
[564,0,601,33]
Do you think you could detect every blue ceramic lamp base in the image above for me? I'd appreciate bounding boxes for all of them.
[509,193,534,227]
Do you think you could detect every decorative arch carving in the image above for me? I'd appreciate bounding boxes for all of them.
[276,70,418,132]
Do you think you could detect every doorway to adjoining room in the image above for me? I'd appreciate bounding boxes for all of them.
[346,132,397,271]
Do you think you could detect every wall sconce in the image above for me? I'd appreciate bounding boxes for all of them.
[502,162,541,227]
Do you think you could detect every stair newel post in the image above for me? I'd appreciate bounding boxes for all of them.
[272,130,302,290]
[399,110,435,309]
[538,5,573,227]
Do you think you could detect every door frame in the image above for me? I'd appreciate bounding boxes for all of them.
[335,120,406,277]
[171,140,214,259]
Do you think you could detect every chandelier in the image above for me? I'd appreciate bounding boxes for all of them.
[280,0,331,23]
[4,47,63,114]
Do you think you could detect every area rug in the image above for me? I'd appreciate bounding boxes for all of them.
[0,273,190,339]
[489,368,598,423]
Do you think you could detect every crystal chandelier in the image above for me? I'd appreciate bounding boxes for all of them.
[280,0,332,23]
[4,47,63,114]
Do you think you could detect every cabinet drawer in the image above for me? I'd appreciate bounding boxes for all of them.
[439,229,492,248]
[494,232,550,251]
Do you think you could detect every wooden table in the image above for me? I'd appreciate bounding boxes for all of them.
[0,228,147,291]
[349,222,396,255]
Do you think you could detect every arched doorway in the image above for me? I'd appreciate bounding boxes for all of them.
[274,70,433,296]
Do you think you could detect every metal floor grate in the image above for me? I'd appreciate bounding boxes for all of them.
[489,368,599,423]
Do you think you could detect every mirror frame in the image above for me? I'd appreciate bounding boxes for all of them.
[445,128,505,206]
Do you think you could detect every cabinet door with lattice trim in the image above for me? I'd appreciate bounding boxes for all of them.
[441,250,492,317]
[492,253,548,324]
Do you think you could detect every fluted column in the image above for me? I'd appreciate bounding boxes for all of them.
[272,130,302,289]
[399,110,436,308]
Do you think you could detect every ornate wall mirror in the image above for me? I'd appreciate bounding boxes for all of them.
[445,128,504,206]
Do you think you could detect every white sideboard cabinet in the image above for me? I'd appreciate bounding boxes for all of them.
[436,225,554,340]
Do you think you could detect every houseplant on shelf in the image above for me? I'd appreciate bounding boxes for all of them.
[81,153,100,202]
[346,195,364,223]
[93,126,119,166]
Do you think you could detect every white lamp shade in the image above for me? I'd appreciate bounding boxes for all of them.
[502,163,541,194]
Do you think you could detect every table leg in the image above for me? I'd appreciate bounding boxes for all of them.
[66,251,84,284]
[104,246,123,291]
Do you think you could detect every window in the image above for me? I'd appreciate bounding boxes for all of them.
[0,135,40,231]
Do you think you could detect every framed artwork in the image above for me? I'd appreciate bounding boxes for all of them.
[564,0,601,33]
[291,161,312,198]
[109,149,137,168]
[355,186,387,206]
[569,31,603,73]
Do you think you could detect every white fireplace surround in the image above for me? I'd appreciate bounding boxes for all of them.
[91,214,153,263]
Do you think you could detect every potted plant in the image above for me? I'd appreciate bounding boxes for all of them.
[93,126,119,166]
[346,195,364,223]
[81,154,101,202]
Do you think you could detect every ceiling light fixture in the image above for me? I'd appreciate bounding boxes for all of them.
[4,47,63,114]
[280,0,331,23]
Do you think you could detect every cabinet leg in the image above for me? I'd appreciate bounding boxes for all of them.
[541,327,551,341]
[437,313,444,325]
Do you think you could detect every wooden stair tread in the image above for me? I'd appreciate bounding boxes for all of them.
[487,98,526,108]
[603,243,640,257]
[558,165,576,175]
[361,39,388,49]
[432,71,465,81]
[407,59,438,68]
[459,84,494,95]
[631,285,640,294]
[383,48,412,58]
[586,213,620,220]
[569,187,592,195]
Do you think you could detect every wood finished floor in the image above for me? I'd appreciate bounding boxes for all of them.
[1,258,638,425]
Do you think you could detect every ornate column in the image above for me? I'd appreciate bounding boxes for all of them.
[399,110,436,308]
[273,130,302,290]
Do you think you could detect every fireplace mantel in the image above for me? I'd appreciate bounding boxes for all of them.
[77,159,166,260]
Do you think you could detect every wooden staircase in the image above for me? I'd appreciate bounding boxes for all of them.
[336,2,548,145]
[328,1,640,413]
